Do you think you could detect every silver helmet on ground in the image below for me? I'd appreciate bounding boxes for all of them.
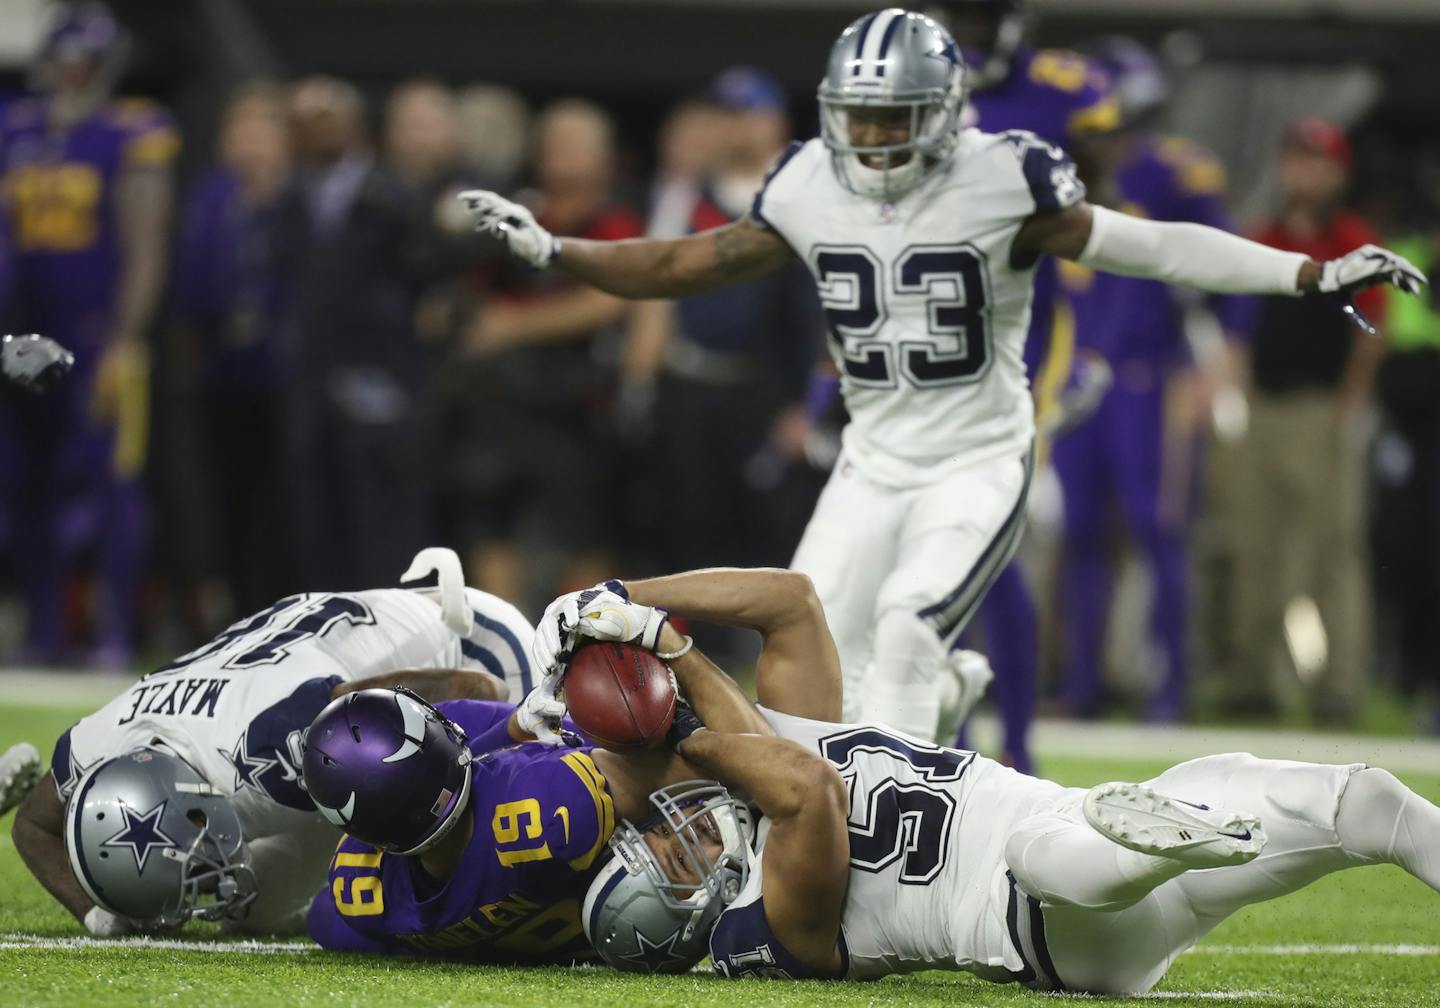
[65,749,256,928]
[818,8,967,201]
[583,780,753,973]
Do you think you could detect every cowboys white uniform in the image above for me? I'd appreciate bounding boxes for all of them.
[52,585,534,932]
[712,707,1377,994]
[767,126,1082,734]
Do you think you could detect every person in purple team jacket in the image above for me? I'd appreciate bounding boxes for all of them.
[1053,39,1254,721]
[172,85,291,616]
[0,6,176,667]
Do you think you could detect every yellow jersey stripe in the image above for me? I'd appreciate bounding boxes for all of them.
[560,751,615,871]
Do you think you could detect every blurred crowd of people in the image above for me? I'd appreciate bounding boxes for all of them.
[1,4,1438,736]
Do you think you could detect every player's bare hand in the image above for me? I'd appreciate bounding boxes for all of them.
[1317,244,1426,296]
[458,190,558,268]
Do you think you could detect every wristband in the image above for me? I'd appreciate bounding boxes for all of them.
[656,635,693,661]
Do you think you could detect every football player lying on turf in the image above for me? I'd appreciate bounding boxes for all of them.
[300,583,771,962]
[6,548,535,937]
[528,568,1440,994]
[461,9,1426,748]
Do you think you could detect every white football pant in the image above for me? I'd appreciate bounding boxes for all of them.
[1003,753,1440,995]
[791,449,1031,741]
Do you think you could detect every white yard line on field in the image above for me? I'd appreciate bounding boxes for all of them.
[0,932,1434,959]
[0,934,316,953]
[1191,944,1440,956]
[6,668,1440,775]
[965,714,1440,776]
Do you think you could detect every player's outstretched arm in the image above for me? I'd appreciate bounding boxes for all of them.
[677,730,850,975]
[12,774,94,925]
[1016,202,1427,299]
[623,568,843,723]
[459,190,792,299]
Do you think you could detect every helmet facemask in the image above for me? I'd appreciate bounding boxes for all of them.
[616,780,752,921]
[161,815,258,927]
[819,90,962,202]
[582,781,754,973]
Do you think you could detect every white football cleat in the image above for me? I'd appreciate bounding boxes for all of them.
[0,741,41,816]
[1083,781,1268,869]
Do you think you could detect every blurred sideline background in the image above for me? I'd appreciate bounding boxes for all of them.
[2,0,1439,748]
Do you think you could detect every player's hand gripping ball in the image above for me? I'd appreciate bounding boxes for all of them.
[564,641,676,750]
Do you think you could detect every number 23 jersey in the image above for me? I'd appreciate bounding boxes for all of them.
[753,129,1084,488]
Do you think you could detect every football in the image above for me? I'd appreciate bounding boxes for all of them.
[564,640,677,750]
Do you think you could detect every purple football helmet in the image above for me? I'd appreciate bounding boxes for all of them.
[302,688,473,855]
[32,3,128,108]
[1084,36,1169,127]
[42,4,123,64]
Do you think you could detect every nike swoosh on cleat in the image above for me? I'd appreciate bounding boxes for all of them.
[1174,799,1212,811]
[1219,830,1252,841]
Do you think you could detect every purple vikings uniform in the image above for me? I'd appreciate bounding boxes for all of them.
[0,95,177,660]
[1053,137,1250,719]
[959,51,1117,768]
[308,700,614,961]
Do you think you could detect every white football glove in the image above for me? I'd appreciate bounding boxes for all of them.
[457,190,558,268]
[1318,244,1427,297]
[515,671,568,747]
[531,581,668,675]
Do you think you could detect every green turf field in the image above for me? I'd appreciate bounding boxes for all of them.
[2,700,1436,1008]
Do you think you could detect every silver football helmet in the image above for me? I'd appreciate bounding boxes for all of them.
[583,780,753,973]
[818,8,967,201]
[66,749,257,928]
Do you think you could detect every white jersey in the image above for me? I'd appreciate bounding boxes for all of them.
[754,130,1084,488]
[51,586,535,932]
[710,707,1071,982]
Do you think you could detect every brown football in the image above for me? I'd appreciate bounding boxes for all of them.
[564,640,676,750]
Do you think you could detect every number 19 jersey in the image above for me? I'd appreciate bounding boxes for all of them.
[753,129,1084,488]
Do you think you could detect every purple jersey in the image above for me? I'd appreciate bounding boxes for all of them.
[308,699,614,962]
[968,49,1118,153]
[0,96,177,344]
[174,168,285,390]
[968,50,1118,374]
[1062,136,1251,366]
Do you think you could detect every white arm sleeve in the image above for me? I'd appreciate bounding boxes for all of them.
[1077,204,1310,296]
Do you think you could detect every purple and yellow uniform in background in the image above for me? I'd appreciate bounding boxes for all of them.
[308,700,614,961]
[1053,137,1251,720]
[958,50,1117,769]
[0,95,177,661]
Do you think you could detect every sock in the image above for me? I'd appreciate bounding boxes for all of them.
[860,609,947,742]
[1006,810,1191,912]
[1335,768,1440,892]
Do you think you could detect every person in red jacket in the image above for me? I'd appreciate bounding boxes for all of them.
[1228,118,1384,722]
[459,99,642,611]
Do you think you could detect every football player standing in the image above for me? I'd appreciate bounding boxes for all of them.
[461,9,1424,745]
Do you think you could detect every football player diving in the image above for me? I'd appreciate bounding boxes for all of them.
[460,9,1425,758]
[5,548,535,936]
[299,582,766,962]
[539,567,1440,994]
